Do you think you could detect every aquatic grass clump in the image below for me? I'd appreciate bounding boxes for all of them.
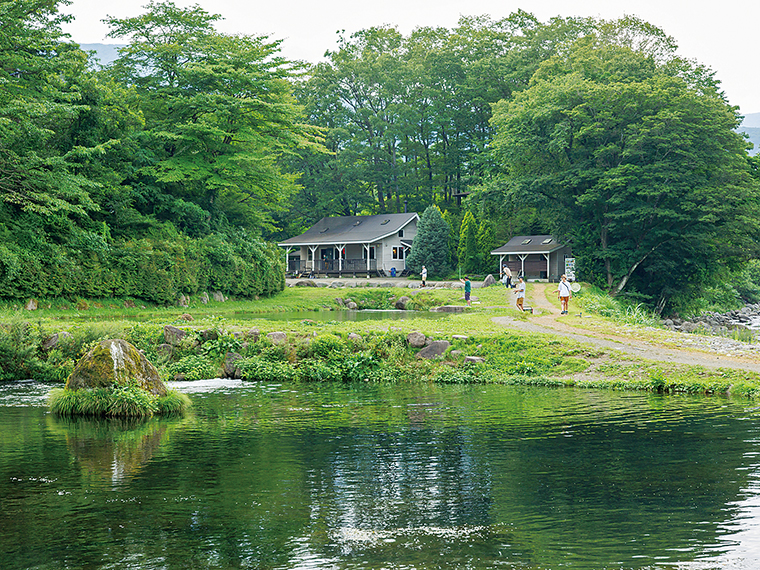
[238,356,297,382]
[297,360,344,382]
[164,355,219,381]
[108,384,158,417]
[49,385,191,417]
[154,390,192,415]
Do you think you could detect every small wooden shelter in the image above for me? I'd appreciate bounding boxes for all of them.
[490,235,573,281]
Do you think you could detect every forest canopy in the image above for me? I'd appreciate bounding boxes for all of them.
[1,0,757,313]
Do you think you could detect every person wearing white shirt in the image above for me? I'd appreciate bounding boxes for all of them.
[514,276,525,311]
[501,265,512,288]
[556,274,572,314]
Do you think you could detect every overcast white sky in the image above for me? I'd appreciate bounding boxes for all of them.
[61,0,760,115]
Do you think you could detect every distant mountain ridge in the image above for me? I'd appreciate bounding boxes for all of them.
[741,112,760,129]
[739,113,760,155]
[79,43,125,66]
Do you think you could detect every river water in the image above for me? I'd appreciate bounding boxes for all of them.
[1,380,759,569]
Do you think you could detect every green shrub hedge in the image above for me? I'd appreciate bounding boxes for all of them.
[0,231,284,304]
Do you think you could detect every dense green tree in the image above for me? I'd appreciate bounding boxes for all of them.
[0,0,99,217]
[405,205,451,276]
[491,32,760,309]
[104,0,325,234]
[457,211,479,274]
[476,221,496,274]
[441,210,461,268]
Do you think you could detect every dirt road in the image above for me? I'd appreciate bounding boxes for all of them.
[493,282,760,374]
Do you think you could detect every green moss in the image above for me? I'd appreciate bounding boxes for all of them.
[65,339,167,396]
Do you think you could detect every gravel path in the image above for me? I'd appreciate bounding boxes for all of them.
[493,283,760,374]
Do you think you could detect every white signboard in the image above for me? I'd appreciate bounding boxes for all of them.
[564,257,576,281]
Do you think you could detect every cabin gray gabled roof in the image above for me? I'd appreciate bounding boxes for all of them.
[490,235,566,255]
[278,213,419,247]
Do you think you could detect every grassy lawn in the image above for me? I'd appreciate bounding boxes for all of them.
[3,283,760,400]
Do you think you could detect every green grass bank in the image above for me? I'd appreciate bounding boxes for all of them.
[2,283,760,400]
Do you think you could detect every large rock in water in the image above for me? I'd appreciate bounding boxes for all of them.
[65,339,167,396]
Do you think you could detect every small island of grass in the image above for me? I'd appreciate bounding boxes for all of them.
[48,338,191,418]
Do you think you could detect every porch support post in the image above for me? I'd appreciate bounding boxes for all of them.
[543,253,550,281]
[364,243,371,272]
[308,246,318,273]
[336,243,346,272]
[498,254,505,272]
[284,247,292,273]
[518,254,527,278]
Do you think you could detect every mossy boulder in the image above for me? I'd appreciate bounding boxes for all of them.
[65,339,167,396]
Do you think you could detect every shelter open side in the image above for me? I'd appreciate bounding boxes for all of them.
[490,235,573,282]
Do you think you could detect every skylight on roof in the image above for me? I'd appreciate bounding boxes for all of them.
[380,219,390,225]
[353,221,362,226]
[521,239,532,245]
[542,238,553,244]
[319,227,329,233]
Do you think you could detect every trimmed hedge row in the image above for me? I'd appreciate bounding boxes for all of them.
[0,232,285,304]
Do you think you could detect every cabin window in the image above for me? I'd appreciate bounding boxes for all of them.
[362,246,376,260]
[398,230,404,238]
[392,247,404,260]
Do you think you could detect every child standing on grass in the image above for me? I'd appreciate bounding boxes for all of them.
[514,276,525,311]
[556,274,572,314]
[460,276,472,306]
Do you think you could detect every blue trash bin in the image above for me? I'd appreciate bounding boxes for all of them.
[391,267,397,277]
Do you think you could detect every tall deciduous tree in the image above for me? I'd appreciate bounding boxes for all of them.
[491,32,760,308]
[104,0,325,233]
[0,0,98,216]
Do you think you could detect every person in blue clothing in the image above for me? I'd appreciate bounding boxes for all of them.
[459,276,472,306]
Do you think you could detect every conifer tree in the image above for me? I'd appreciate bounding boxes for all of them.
[477,221,496,274]
[458,211,479,274]
[442,210,460,268]
[406,205,451,276]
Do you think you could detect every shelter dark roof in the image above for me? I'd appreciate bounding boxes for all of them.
[490,235,566,255]
[279,213,419,246]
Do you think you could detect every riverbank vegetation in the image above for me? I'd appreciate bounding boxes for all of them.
[3,283,760,400]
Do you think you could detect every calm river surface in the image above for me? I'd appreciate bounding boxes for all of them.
[2,380,760,569]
